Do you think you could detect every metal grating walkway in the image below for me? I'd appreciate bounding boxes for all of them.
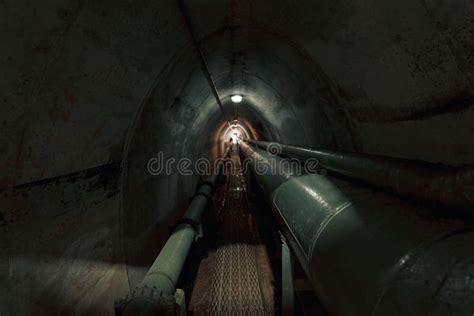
[190,147,274,315]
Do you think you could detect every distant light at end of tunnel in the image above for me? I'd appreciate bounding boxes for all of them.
[231,132,239,144]
[231,95,243,103]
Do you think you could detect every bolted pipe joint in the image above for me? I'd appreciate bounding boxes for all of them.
[114,286,176,316]
[115,147,230,315]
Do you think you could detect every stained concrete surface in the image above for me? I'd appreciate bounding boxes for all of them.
[1,0,473,315]
[0,163,132,315]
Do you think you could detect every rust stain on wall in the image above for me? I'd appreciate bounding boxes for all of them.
[48,90,77,122]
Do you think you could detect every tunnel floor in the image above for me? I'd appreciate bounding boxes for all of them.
[189,148,275,315]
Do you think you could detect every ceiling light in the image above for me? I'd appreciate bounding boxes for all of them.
[231,95,243,103]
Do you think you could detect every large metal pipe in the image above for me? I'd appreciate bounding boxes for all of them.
[246,139,474,211]
[240,141,474,316]
[115,149,229,315]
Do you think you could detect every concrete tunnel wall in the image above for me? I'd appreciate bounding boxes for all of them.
[1,0,473,314]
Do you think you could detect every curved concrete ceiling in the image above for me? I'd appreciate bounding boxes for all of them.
[2,0,473,187]
[1,0,473,314]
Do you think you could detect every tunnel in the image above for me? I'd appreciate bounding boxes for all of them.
[1,0,474,315]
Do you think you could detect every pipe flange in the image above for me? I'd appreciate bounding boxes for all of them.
[196,180,215,192]
[171,217,201,233]
[190,191,213,204]
[114,285,175,315]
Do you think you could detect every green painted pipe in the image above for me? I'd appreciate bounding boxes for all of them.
[115,148,229,315]
[240,141,474,316]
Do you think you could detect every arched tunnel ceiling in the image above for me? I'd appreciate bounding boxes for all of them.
[1,0,474,314]
[2,0,474,188]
